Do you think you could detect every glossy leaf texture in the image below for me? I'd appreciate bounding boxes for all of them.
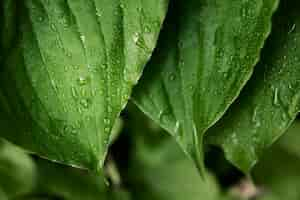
[207,0,300,173]
[0,0,168,170]
[132,0,278,173]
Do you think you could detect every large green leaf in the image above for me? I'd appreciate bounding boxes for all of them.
[132,0,278,173]
[207,0,300,172]
[0,0,168,170]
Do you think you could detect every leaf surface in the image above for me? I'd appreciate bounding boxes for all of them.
[207,0,300,172]
[0,0,168,170]
[133,0,278,173]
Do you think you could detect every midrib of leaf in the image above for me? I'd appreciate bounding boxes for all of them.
[133,0,279,175]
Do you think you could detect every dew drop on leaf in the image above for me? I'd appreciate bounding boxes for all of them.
[273,87,280,106]
[77,77,89,86]
[80,35,86,44]
[169,73,176,81]
[80,99,89,108]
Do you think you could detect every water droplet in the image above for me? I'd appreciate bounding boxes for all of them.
[179,59,185,66]
[108,106,113,113]
[101,63,107,69]
[73,65,80,70]
[96,10,102,17]
[77,107,83,114]
[158,110,163,119]
[61,17,69,28]
[80,99,90,108]
[144,25,151,33]
[153,20,161,28]
[158,110,170,124]
[133,32,139,44]
[231,132,238,144]
[64,66,68,72]
[50,24,56,31]
[51,80,58,90]
[80,35,86,43]
[288,24,296,34]
[91,89,96,97]
[77,76,89,86]
[104,118,110,125]
[65,51,72,58]
[71,87,78,99]
[252,107,261,128]
[273,88,280,106]
[174,121,180,133]
[38,16,44,22]
[169,73,176,81]
[63,124,78,136]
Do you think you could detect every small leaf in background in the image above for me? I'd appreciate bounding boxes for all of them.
[0,189,8,200]
[252,120,300,200]
[33,159,131,200]
[0,0,168,171]
[0,140,37,199]
[0,139,130,200]
[133,0,278,173]
[207,0,300,172]
[124,106,229,200]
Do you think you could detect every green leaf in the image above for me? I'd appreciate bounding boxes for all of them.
[0,0,168,171]
[0,140,37,199]
[32,157,131,200]
[277,119,300,157]
[0,189,8,200]
[109,117,124,145]
[0,139,129,200]
[207,0,300,172]
[33,159,107,200]
[253,144,300,200]
[132,0,278,174]
[125,106,225,200]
